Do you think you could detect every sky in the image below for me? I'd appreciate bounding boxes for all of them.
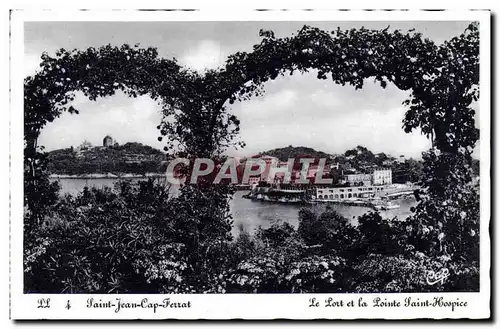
[25,20,478,158]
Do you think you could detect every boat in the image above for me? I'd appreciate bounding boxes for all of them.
[371,199,400,210]
[382,201,400,210]
[242,193,253,199]
[234,184,251,191]
[371,197,384,210]
[242,187,310,204]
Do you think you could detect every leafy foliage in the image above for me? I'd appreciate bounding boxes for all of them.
[410,150,480,261]
[24,182,479,293]
[256,145,332,162]
[298,206,358,254]
[24,180,234,293]
[25,23,479,162]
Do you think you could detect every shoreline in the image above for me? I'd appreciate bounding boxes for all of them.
[49,173,166,179]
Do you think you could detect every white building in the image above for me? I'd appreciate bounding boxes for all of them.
[75,140,93,157]
[345,173,372,186]
[382,159,394,166]
[253,155,279,183]
[248,176,261,185]
[316,185,387,200]
[372,169,392,185]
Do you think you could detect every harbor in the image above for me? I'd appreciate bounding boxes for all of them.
[232,189,417,234]
[51,177,418,236]
[242,183,418,211]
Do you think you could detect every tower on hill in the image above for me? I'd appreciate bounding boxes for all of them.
[103,135,114,147]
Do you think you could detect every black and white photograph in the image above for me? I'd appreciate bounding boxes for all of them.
[10,9,491,320]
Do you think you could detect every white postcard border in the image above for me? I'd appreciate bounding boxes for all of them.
[10,9,491,320]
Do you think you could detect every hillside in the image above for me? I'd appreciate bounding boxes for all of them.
[255,145,332,162]
[47,142,168,175]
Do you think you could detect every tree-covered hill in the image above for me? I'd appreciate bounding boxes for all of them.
[47,142,168,175]
[255,145,333,162]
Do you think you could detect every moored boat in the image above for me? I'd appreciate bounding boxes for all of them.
[372,200,400,210]
[382,201,400,210]
[242,187,309,204]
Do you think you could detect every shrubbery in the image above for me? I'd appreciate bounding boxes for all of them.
[24,178,479,293]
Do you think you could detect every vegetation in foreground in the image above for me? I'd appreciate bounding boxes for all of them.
[24,176,479,294]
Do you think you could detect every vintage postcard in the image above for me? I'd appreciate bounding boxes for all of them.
[10,9,491,320]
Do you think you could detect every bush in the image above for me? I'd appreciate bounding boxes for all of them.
[24,179,480,293]
[24,179,234,293]
[298,206,358,255]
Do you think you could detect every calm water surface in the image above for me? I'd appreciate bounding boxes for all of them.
[52,178,416,236]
